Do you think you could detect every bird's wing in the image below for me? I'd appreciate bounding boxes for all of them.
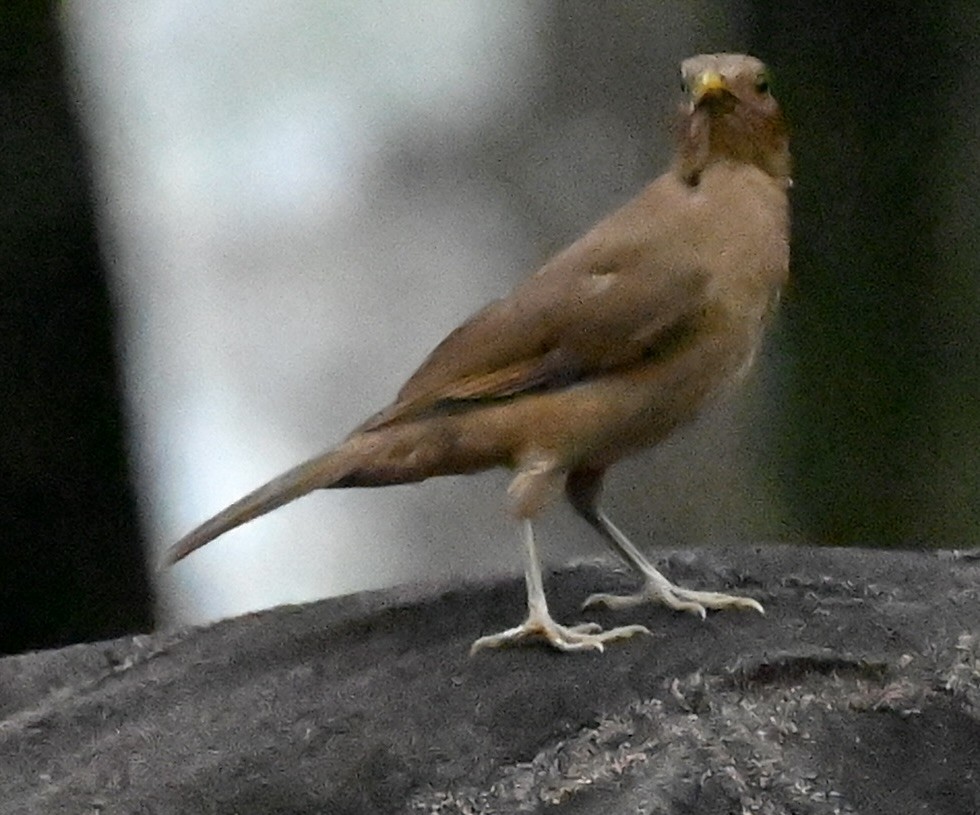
[359,174,710,431]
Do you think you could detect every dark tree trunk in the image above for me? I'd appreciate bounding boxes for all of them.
[750,2,979,545]
[0,2,152,654]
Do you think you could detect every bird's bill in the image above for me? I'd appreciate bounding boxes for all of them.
[691,70,729,104]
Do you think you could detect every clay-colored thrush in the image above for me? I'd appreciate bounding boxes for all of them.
[164,53,791,654]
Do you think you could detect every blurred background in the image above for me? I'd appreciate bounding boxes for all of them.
[1,1,977,654]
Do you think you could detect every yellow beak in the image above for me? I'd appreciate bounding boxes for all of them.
[691,70,728,103]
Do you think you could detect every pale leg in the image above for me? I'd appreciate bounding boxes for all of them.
[582,509,764,617]
[470,520,650,654]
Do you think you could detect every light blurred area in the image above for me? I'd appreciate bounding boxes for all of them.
[63,1,788,627]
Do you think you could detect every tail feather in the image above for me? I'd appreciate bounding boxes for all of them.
[162,415,506,569]
[161,444,356,567]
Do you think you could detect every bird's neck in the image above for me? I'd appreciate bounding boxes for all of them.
[674,112,791,188]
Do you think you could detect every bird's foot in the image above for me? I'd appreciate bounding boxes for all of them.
[583,578,764,619]
[470,613,650,655]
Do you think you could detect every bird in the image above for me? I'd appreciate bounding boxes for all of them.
[163,53,791,654]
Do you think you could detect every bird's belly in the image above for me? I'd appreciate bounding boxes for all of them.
[447,322,763,471]
[571,342,757,464]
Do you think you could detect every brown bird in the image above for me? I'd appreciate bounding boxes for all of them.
[164,53,791,654]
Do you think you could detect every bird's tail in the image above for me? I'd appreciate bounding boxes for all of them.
[161,445,353,567]
[161,421,498,567]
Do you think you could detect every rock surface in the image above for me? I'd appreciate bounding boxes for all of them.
[2,544,979,814]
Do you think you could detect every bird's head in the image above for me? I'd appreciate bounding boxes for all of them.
[676,53,791,185]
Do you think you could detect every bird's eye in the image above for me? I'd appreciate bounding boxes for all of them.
[755,75,771,94]
[680,77,687,93]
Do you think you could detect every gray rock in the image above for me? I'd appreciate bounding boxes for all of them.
[2,545,979,814]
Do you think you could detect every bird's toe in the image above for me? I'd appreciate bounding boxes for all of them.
[470,615,649,654]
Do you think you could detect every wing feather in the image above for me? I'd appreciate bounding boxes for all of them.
[358,174,710,432]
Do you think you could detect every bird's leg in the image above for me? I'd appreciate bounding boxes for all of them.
[470,520,650,654]
[581,509,764,616]
[566,468,763,618]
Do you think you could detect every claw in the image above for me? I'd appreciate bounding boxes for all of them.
[471,617,650,655]
[583,581,763,618]
[583,590,707,617]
